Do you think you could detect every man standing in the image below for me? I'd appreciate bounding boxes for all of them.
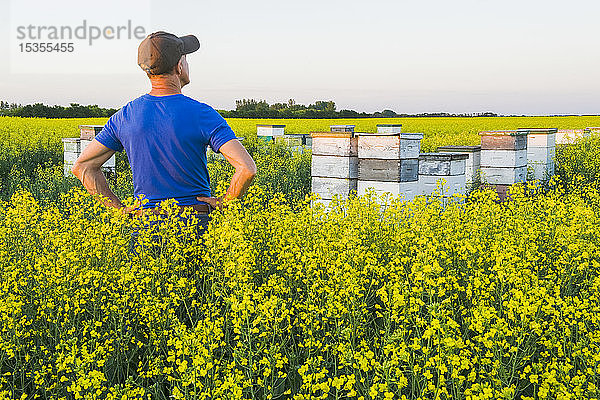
[72,31,257,222]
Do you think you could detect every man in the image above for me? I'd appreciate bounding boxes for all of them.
[72,31,257,225]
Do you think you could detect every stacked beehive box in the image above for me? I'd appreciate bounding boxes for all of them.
[376,124,402,134]
[519,128,557,182]
[310,125,358,206]
[479,130,528,200]
[63,125,116,177]
[356,131,423,202]
[257,124,285,142]
[556,128,590,144]
[418,153,469,198]
[275,134,311,152]
[436,145,481,191]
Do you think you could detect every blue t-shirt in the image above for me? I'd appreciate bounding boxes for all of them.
[95,93,237,208]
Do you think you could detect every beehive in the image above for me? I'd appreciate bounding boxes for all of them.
[376,124,402,134]
[519,128,557,182]
[436,145,481,187]
[556,129,589,145]
[62,138,116,177]
[310,132,358,203]
[330,125,355,133]
[79,125,104,140]
[257,124,285,142]
[357,180,421,201]
[358,158,418,182]
[418,153,468,197]
[479,130,528,186]
[357,132,423,160]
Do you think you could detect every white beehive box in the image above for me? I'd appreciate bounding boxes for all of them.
[480,149,528,168]
[63,138,116,177]
[436,145,481,186]
[519,128,557,148]
[311,155,358,179]
[418,175,467,197]
[330,125,355,133]
[311,177,357,199]
[480,166,527,185]
[527,146,556,181]
[418,153,468,176]
[311,132,358,157]
[556,129,589,145]
[356,133,424,160]
[376,124,402,134]
[257,124,285,137]
[357,180,421,202]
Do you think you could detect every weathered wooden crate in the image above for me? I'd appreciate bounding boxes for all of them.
[480,166,527,185]
[436,145,481,185]
[479,130,528,150]
[311,132,358,157]
[527,146,555,181]
[519,128,557,148]
[480,149,527,168]
[418,175,466,197]
[376,124,402,134]
[312,177,357,199]
[418,153,468,176]
[356,133,423,160]
[528,163,555,182]
[357,180,421,201]
[257,124,285,137]
[358,158,418,182]
[79,125,104,140]
[63,138,82,153]
[330,125,355,133]
[312,155,358,179]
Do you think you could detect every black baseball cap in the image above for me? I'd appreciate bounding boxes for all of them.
[138,31,200,75]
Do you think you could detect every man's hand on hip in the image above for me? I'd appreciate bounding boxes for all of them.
[196,195,224,210]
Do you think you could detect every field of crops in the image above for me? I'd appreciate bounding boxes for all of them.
[1,116,600,399]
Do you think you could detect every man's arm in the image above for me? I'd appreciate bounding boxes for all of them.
[197,139,257,209]
[72,140,124,210]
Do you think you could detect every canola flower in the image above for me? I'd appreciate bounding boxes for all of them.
[1,117,600,399]
[1,181,600,399]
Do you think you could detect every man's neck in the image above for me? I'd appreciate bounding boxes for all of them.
[148,76,182,96]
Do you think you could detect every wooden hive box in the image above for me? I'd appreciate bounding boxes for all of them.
[357,180,420,202]
[310,132,358,157]
[376,124,402,134]
[330,125,355,133]
[356,132,423,160]
[418,175,466,197]
[358,158,418,182]
[311,177,357,200]
[479,130,527,150]
[312,155,358,179]
[257,124,285,137]
[275,135,304,147]
[418,153,468,176]
[436,145,481,185]
[519,128,557,148]
[79,125,104,140]
[480,149,528,168]
[480,166,527,185]
[556,129,588,145]
[63,138,117,177]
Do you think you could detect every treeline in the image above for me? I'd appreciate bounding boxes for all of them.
[0,101,117,118]
[0,99,499,119]
[218,99,498,118]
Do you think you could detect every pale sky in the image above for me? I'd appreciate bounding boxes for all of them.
[1,0,599,115]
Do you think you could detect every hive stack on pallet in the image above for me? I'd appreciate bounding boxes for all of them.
[63,125,116,177]
[257,124,285,142]
[310,126,358,206]
[436,145,481,191]
[520,128,557,182]
[418,153,469,198]
[356,131,423,202]
[479,130,528,200]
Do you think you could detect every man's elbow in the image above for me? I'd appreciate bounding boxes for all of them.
[243,162,257,180]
